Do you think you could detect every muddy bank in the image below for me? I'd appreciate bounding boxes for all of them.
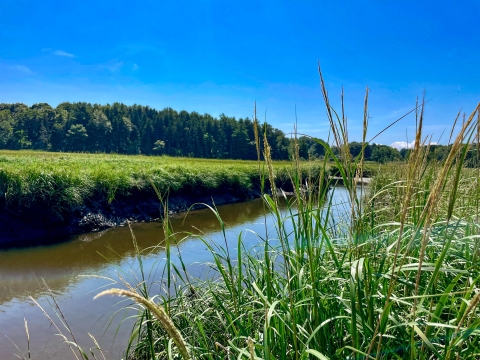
[0,187,263,249]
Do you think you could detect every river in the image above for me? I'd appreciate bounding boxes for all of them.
[0,187,352,359]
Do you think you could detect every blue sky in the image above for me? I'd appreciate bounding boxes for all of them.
[1,0,479,147]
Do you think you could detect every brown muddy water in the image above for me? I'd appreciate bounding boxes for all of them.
[0,187,352,359]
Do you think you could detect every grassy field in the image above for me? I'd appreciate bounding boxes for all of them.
[0,151,326,217]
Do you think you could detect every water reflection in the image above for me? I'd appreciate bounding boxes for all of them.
[0,198,275,305]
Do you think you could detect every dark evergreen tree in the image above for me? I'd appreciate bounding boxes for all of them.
[0,110,13,148]
[0,101,329,161]
[65,124,88,151]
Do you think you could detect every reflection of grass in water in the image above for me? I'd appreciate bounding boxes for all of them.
[108,72,479,360]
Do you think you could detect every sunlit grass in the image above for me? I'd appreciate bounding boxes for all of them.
[14,69,480,360]
[105,74,480,359]
[0,151,324,218]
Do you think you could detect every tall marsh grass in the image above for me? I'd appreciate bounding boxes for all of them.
[0,153,322,219]
[97,68,480,360]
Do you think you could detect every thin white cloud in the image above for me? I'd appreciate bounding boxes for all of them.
[11,65,33,74]
[54,50,75,58]
[132,63,139,71]
[371,106,414,125]
[390,141,415,150]
[106,61,124,73]
[391,140,438,150]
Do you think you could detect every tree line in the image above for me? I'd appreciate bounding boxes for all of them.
[0,102,477,165]
[0,102,291,159]
[322,141,478,166]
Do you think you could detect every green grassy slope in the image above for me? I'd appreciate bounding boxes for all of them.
[0,151,323,217]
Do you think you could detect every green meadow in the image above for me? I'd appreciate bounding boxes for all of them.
[0,150,324,217]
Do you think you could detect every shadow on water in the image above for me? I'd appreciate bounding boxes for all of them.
[0,187,353,360]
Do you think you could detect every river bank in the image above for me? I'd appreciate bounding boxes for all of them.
[0,187,263,248]
[0,151,326,248]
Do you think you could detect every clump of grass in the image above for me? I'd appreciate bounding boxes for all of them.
[101,68,480,360]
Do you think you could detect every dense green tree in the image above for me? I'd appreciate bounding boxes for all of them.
[308,141,325,159]
[399,148,410,159]
[12,129,31,149]
[50,109,68,151]
[364,143,372,159]
[296,136,310,160]
[34,123,49,150]
[0,110,13,148]
[65,124,88,151]
[87,109,112,152]
[349,141,363,158]
[371,145,402,163]
[231,121,253,159]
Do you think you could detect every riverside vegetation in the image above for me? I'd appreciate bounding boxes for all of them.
[97,86,479,358]
[0,152,329,243]
[0,151,303,215]
[0,150,332,247]
[9,71,480,359]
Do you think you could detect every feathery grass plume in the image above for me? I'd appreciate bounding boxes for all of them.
[253,101,261,163]
[263,130,277,203]
[318,61,341,150]
[355,86,369,237]
[94,288,190,360]
[318,63,372,241]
